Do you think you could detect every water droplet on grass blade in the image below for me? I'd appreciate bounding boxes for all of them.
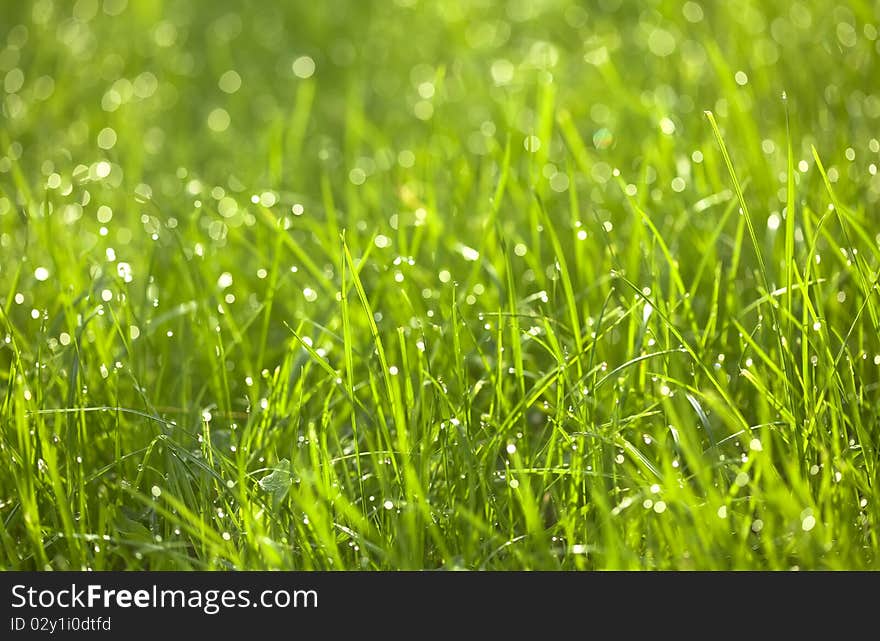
[648,28,676,57]
[592,128,613,149]
[218,69,242,93]
[523,135,541,153]
[292,56,316,79]
[207,108,230,132]
[117,262,133,282]
[459,245,480,261]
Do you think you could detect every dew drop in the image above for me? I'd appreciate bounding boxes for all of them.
[292,56,316,79]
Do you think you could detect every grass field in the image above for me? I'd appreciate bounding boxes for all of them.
[1,0,879,570]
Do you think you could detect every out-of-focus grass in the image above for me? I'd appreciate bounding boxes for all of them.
[1,0,879,569]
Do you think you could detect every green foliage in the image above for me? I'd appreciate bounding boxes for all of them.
[1,0,879,570]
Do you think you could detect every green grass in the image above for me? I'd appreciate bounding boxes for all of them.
[1,0,880,570]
